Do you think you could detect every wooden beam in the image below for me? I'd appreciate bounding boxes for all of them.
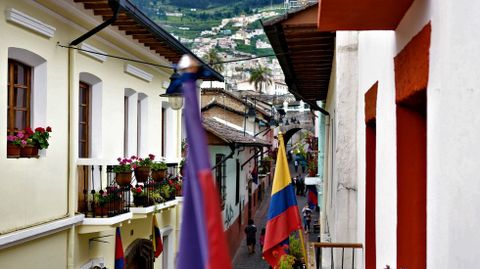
[74,0,105,3]
[111,20,136,26]
[126,30,150,35]
[131,34,154,40]
[95,10,113,16]
[118,25,145,31]
[84,2,110,9]
[137,38,163,43]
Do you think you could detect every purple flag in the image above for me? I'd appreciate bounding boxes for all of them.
[177,71,232,269]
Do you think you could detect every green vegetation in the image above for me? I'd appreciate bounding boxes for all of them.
[132,0,283,55]
[248,65,273,93]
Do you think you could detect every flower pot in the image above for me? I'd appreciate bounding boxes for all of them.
[95,200,123,216]
[7,144,21,158]
[116,172,132,186]
[151,169,166,182]
[134,166,151,182]
[20,145,39,158]
[133,195,148,207]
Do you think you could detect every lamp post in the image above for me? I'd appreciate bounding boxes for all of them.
[160,70,183,110]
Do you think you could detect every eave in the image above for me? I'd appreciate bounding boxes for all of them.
[263,3,334,108]
[73,0,223,81]
[317,0,415,31]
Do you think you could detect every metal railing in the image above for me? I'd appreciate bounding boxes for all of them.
[78,165,130,218]
[312,242,363,269]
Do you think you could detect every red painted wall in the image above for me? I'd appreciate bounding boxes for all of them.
[225,214,243,258]
[365,124,376,269]
[365,82,377,269]
[396,105,426,269]
[394,22,430,269]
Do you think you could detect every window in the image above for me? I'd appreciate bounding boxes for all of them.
[161,107,166,157]
[124,96,129,158]
[79,73,102,158]
[215,154,227,208]
[79,82,90,158]
[137,93,148,157]
[7,60,31,133]
[236,159,240,205]
[124,88,136,158]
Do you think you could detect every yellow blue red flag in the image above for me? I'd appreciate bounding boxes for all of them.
[152,216,163,258]
[262,133,302,267]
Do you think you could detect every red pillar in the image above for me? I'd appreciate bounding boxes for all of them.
[394,22,430,269]
[364,82,378,269]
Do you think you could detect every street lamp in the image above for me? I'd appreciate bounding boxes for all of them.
[160,70,183,110]
[246,105,257,123]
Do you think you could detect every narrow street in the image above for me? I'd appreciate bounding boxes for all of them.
[233,161,320,268]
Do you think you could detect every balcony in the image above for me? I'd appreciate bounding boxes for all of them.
[77,161,182,219]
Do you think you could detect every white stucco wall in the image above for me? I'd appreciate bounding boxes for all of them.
[323,32,359,253]
[357,30,397,268]
[209,145,259,230]
[422,0,480,268]
[354,0,480,268]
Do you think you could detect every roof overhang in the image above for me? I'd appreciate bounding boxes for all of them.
[263,4,334,109]
[317,0,414,31]
[203,118,271,147]
[73,0,223,81]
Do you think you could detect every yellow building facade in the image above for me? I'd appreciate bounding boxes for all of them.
[0,0,214,268]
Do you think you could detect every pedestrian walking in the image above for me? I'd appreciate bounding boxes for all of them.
[296,175,302,195]
[300,159,307,174]
[294,159,299,173]
[259,228,266,251]
[299,176,305,196]
[244,219,257,255]
[302,203,312,233]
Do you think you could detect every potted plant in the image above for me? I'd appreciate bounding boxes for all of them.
[288,235,305,268]
[159,181,174,201]
[278,254,296,269]
[307,160,317,177]
[132,154,155,182]
[179,158,186,176]
[18,126,53,157]
[113,157,134,186]
[7,132,25,158]
[30,126,52,150]
[132,185,149,207]
[170,177,182,196]
[94,187,123,216]
[151,161,167,182]
[262,156,273,173]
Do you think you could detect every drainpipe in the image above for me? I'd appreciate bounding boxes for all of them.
[211,143,236,171]
[66,46,77,269]
[320,111,331,242]
[70,0,122,46]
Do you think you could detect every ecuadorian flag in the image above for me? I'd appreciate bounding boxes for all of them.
[263,133,302,267]
[152,216,163,258]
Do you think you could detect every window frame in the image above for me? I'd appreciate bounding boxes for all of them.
[215,154,227,209]
[79,81,91,158]
[7,59,32,134]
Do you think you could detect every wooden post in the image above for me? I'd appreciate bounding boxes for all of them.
[298,228,308,265]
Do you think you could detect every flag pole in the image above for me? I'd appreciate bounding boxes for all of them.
[298,228,308,265]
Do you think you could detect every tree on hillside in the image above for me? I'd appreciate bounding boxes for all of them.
[249,66,272,93]
[203,48,224,74]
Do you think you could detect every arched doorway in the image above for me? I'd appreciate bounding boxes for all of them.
[125,239,154,269]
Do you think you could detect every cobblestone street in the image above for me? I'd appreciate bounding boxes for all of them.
[232,161,320,269]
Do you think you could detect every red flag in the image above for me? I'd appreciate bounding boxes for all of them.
[153,216,163,258]
[115,227,125,269]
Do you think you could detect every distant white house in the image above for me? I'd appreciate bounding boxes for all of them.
[165,12,183,17]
